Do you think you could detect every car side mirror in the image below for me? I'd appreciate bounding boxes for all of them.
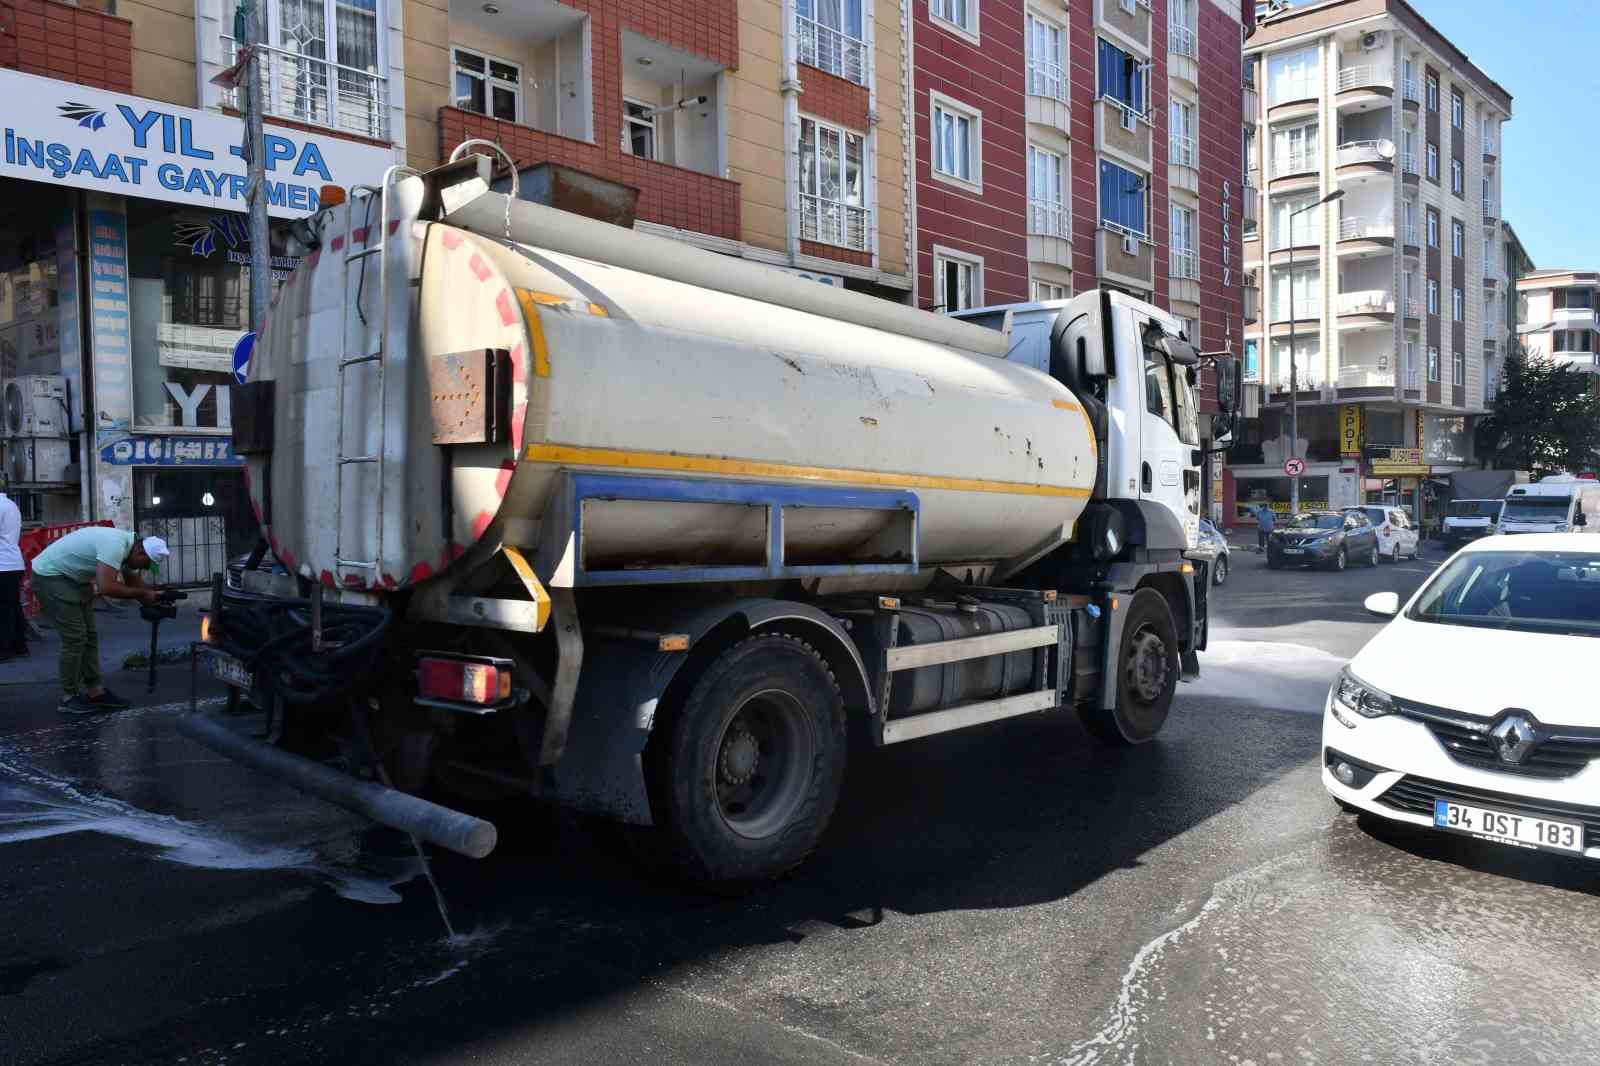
[1363,591,1400,617]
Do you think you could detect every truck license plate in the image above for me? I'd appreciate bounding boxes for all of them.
[208,650,253,691]
[1433,799,1584,854]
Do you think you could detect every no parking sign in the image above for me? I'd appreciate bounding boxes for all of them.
[1283,457,1307,477]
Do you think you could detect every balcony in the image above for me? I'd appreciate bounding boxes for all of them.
[1028,198,1070,239]
[221,37,389,141]
[1170,134,1196,169]
[1169,22,1196,58]
[1551,351,1600,375]
[1242,184,1259,232]
[1097,225,1154,289]
[1244,279,1261,323]
[1100,0,1151,51]
[1270,151,1319,185]
[1400,151,1419,184]
[1337,289,1395,323]
[800,194,870,251]
[1401,224,1420,251]
[1243,82,1260,122]
[1338,216,1394,241]
[1483,198,1500,223]
[1097,98,1153,167]
[1336,65,1394,111]
[796,13,867,85]
[1552,306,1598,330]
[1336,140,1395,181]
[1168,20,1197,89]
[2,0,133,93]
[1401,297,1421,320]
[1028,58,1066,102]
[1482,135,1498,162]
[1404,366,1421,391]
[1339,363,1396,388]
[1401,77,1421,109]
[1170,248,1198,281]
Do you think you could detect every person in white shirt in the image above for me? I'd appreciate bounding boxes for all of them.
[0,488,24,662]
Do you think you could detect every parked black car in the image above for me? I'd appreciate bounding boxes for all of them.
[1265,511,1378,571]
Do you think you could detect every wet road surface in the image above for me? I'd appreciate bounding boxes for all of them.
[3,542,1598,1065]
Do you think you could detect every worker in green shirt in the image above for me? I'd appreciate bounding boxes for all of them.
[29,527,170,714]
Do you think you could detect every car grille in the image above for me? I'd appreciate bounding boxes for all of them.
[1396,700,1600,780]
[1377,775,1600,849]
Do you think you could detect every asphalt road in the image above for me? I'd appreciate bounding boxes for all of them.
[4,542,1599,1065]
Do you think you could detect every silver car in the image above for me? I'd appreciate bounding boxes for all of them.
[1197,518,1231,585]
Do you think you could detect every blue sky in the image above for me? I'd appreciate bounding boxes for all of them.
[1413,0,1600,270]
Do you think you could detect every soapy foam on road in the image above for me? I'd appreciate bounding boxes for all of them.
[1183,640,1345,713]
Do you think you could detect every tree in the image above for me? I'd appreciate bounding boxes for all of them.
[1475,346,1600,475]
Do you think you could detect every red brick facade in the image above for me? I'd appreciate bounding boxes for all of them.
[912,0,1029,309]
[0,0,132,94]
[801,239,872,268]
[1197,0,1245,412]
[797,63,871,131]
[441,108,741,241]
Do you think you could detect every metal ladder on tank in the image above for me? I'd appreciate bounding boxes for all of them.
[334,165,421,586]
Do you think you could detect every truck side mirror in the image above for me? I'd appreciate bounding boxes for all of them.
[1214,357,1240,414]
[1575,511,1588,527]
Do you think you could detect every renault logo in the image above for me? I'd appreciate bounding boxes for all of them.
[1490,713,1538,765]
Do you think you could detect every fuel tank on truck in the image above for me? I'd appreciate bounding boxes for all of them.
[240,172,1098,594]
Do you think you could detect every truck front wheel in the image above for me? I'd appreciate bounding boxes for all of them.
[643,634,847,889]
[1079,588,1179,746]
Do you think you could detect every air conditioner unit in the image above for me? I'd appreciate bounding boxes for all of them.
[1121,234,1139,255]
[1361,32,1383,51]
[3,437,75,485]
[1119,106,1137,131]
[2,375,69,439]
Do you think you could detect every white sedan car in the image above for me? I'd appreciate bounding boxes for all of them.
[1323,534,1600,861]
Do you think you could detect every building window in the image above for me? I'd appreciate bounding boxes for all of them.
[1170,205,1197,280]
[798,117,868,250]
[1428,345,1440,382]
[229,0,386,139]
[930,0,978,39]
[622,98,658,159]
[1554,330,1595,353]
[1451,220,1464,259]
[1170,99,1195,167]
[1402,198,1417,243]
[1033,280,1068,301]
[1272,265,1319,321]
[1027,145,1067,237]
[934,249,981,312]
[930,93,980,188]
[1425,142,1438,181]
[1026,13,1065,101]
[1269,121,1318,177]
[1453,349,1465,386]
[1452,286,1464,322]
[1097,38,1147,116]
[1270,191,1322,249]
[1554,288,1595,310]
[1450,158,1463,196]
[1450,89,1464,129]
[1426,208,1439,248]
[1098,158,1148,238]
[453,47,520,122]
[1270,335,1320,388]
[1427,278,1439,315]
[1426,73,1439,111]
[796,0,867,85]
[1172,314,1195,341]
[1244,126,1256,177]
[1267,45,1319,105]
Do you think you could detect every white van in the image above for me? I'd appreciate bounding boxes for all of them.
[1441,498,1504,544]
[1499,475,1600,535]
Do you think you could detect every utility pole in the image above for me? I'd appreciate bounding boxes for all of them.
[1286,187,1344,516]
[235,0,272,332]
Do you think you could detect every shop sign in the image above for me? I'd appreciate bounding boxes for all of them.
[176,215,300,281]
[99,435,241,466]
[88,194,132,430]
[1366,446,1428,476]
[1339,404,1362,458]
[0,69,395,220]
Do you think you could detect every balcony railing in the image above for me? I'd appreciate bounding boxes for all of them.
[1403,298,1421,318]
[1338,289,1395,315]
[1482,135,1498,157]
[1482,198,1499,220]
[1028,198,1070,239]
[1243,184,1259,230]
[1339,216,1394,241]
[1402,77,1420,103]
[796,15,866,86]
[1170,248,1198,281]
[1269,369,1324,392]
[1339,363,1396,387]
[1337,140,1393,167]
[1337,65,1394,92]
[1271,151,1318,178]
[1271,225,1322,250]
[1170,134,1196,168]
[1400,151,1419,176]
[1402,224,1419,246]
[1404,366,1421,389]
[221,36,389,141]
[1244,282,1261,322]
[1028,58,1066,101]
[1169,22,1196,58]
[800,193,870,250]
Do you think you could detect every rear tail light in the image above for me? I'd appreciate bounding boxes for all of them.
[417,655,514,705]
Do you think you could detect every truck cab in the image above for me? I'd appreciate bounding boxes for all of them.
[1501,476,1600,535]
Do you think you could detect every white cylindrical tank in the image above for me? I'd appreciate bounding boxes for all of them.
[246,201,1097,591]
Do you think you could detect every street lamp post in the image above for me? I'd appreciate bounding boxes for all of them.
[1286,188,1344,516]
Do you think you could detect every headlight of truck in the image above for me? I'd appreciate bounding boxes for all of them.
[1331,667,1393,728]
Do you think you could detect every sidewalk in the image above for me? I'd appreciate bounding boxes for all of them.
[1,599,205,689]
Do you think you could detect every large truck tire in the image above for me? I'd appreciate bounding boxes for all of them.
[640,634,848,890]
[1079,588,1179,746]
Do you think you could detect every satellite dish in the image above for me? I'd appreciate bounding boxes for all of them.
[1375,138,1397,161]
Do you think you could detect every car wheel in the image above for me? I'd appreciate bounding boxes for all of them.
[1078,588,1179,746]
[1368,544,1380,567]
[1331,546,1347,572]
[1213,555,1228,585]
[1334,798,1359,815]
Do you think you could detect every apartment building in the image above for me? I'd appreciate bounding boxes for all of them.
[1517,269,1600,384]
[1488,219,1532,403]
[1233,0,1511,527]
[910,0,1248,447]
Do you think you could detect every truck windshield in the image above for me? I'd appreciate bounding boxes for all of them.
[1408,551,1600,635]
[1501,497,1571,522]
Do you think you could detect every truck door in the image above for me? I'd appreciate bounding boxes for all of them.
[1138,325,1201,547]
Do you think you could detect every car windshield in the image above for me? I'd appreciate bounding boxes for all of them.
[1358,508,1385,524]
[1501,496,1571,522]
[1449,500,1499,518]
[1408,551,1600,635]
[1288,514,1344,530]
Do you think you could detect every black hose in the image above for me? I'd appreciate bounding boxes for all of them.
[212,598,393,707]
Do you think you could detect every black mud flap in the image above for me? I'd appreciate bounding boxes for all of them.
[1180,647,1200,682]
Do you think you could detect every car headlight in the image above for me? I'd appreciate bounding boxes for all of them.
[1331,667,1393,728]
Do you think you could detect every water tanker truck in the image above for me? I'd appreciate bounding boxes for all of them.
[184,152,1241,887]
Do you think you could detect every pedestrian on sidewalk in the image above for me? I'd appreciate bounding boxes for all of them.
[29,527,170,715]
[0,488,25,662]
[1255,504,1275,553]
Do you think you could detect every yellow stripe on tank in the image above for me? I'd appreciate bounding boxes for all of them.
[523,443,1094,498]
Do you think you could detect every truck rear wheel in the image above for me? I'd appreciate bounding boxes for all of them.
[1079,588,1178,746]
[642,634,847,889]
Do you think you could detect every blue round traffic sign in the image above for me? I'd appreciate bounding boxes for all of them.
[232,331,256,386]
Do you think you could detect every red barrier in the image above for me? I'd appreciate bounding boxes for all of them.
[18,521,113,618]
